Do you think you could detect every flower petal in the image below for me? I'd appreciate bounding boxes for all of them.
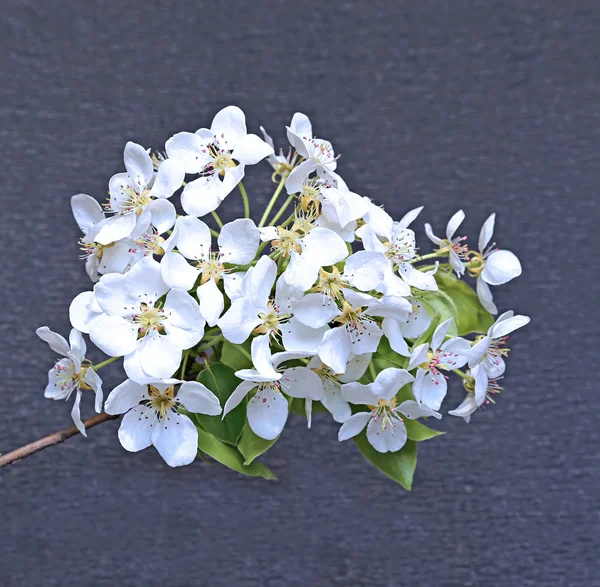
[280,367,324,400]
[218,218,260,264]
[151,413,198,467]
[177,381,222,415]
[148,199,176,234]
[343,251,387,291]
[36,326,70,356]
[446,210,465,240]
[367,415,407,453]
[481,250,522,286]
[477,277,498,314]
[71,389,87,437]
[490,314,530,339]
[478,213,495,252]
[232,133,274,165]
[247,387,289,440]
[318,326,352,374]
[137,334,182,380]
[123,142,153,189]
[71,193,105,234]
[118,406,154,451]
[321,380,352,423]
[338,412,371,441]
[69,291,104,333]
[210,105,247,149]
[148,158,185,199]
[90,315,137,357]
[165,132,211,174]
[196,279,224,327]
[93,213,137,245]
[161,252,200,291]
[293,294,339,328]
[180,175,224,217]
[105,379,147,415]
[223,380,256,416]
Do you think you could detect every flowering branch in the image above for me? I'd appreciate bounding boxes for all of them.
[0,413,118,469]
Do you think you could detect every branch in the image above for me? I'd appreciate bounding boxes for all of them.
[0,413,119,469]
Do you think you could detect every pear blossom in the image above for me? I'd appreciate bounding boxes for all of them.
[259,125,294,177]
[357,223,438,295]
[160,216,260,326]
[468,311,530,397]
[468,214,522,314]
[85,257,204,382]
[284,113,338,193]
[217,256,327,352]
[449,365,505,422]
[105,378,221,467]
[165,106,273,217]
[408,318,471,410]
[222,336,313,440]
[93,142,184,245]
[36,327,103,436]
[382,299,432,357]
[72,193,147,282]
[338,368,440,453]
[424,210,468,277]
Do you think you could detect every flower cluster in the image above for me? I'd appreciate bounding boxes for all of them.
[36,106,529,487]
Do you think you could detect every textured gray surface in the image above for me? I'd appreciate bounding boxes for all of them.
[1,1,598,585]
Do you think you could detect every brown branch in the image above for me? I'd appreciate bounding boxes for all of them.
[0,413,119,469]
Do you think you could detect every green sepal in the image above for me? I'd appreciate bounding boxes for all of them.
[237,421,279,465]
[194,362,245,445]
[196,427,277,480]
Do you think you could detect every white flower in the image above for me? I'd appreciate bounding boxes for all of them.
[36,327,103,436]
[105,378,221,467]
[293,290,388,374]
[71,193,146,282]
[165,106,273,217]
[160,216,260,326]
[469,214,522,314]
[303,353,372,425]
[259,125,294,174]
[449,366,504,422]
[424,210,468,277]
[217,256,327,352]
[382,299,432,357]
[222,335,312,440]
[357,223,438,295]
[338,368,440,453]
[88,257,204,383]
[467,311,530,402]
[93,142,184,245]
[284,113,338,192]
[408,317,471,410]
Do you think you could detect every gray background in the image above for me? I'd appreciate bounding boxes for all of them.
[1,1,598,585]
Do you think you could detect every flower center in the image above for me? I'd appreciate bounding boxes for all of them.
[466,252,485,277]
[134,302,165,335]
[121,186,151,215]
[367,397,401,432]
[255,302,288,336]
[208,144,237,175]
[148,385,177,419]
[438,236,469,259]
[197,252,225,284]
[317,266,347,300]
[271,227,302,259]
[136,231,165,256]
[384,233,415,265]
[79,240,115,262]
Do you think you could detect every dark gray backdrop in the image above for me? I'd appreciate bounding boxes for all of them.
[1,1,598,586]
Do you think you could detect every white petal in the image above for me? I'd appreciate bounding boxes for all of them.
[148,199,176,234]
[280,367,324,400]
[449,394,478,422]
[217,298,262,344]
[105,379,147,415]
[151,413,198,467]
[478,214,495,252]
[372,368,415,401]
[125,256,169,301]
[172,216,212,260]
[136,334,182,380]
[281,317,328,353]
[318,326,352,374]
[93,213,137,245]
[210,105,247,148]
[363,201,393,238]
[293,294,339,328]
[161,252,200,291]
[473,365,489,406]
[446,210,465,240]
[245,255,277,306]
[320,185,369,228]
[301,227,348,266]
[123,142,153,189]
[118,406,153,451]
[165,132,211,174]
[338,412,371,441]
[418,370,447,411]
[223,380,256,416]
[148,158,185,199]
[250,334,280,380]
[68,328,87,369]
[197,279,224,327]
[163,289,205,348]
[69,291,104,333]
[71,194,104,234]
[432,317,454,351]
[222,271,247,300]
[408,343,430,371]
[341,380,379,405]
[90,315,137,357]
[281,251,320,292]
[36,326,70,356]
[477,277,498,314]
[350,319,383,356]
[398,301,431,339]
[439,337,471,369]
[247,387,288,440]
[321,380,352,423]
[232,133,274,165]
[218,218,260,264]
[285,159,316,193]
[338,353,372,383]
[398,400,442,420]
[424,223,442,245]
[259,226,279,242]
[396,206,423,229]
[287,112,312,153]
[180,175,224,217]
[94,273,132,317]
[71,389,87,437]
[367,415,407,453]
[468,336,490,368]
[177,381,222,415]
[481,250,522,286]
[343,251,387,291]
[397,262,438,291]
[491,314,530,339]
[219,164,246,201]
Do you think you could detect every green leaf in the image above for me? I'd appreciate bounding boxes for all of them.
[395,383,414,404]
[237,422,280,465]
[353,435,418,490]
[290,398,327,417]
[196,428,277,480]
[434,270,494,335]
[373,336,409,370]
[418,290,458,337]
[194,363,245,445]
[220,339,253,371]
[404,419,445,441]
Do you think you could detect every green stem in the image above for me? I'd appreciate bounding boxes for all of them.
[408,252,443,265]
[453,368,470,379]
[258,177,286,228]
[369,362,377,382]
[92,357,119,371]
[237,344,253,363]
[210,228,220,238]
[180,350,190,380]
[268,194,295,226]
[239,181,250,218]
[197,334,225,354]
[211,211,224,229]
